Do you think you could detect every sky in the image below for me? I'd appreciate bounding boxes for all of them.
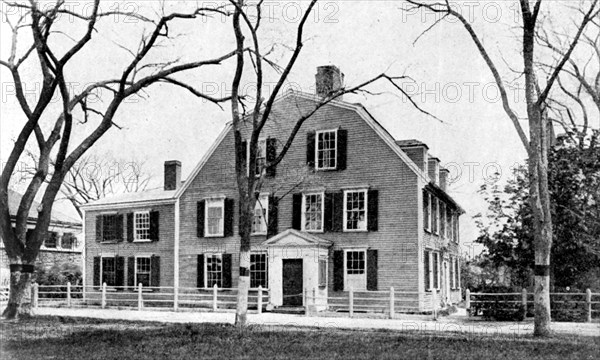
[1,1,596,257]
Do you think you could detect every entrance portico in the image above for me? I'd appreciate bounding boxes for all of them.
[262,229,332,309]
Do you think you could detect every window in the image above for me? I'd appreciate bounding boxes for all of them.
[431,197,438,234]
[134,211,150,241]
[302,193,323,232]
[103,214,121,242]
[440,202,446,238]
[250,253,268,289]
[423,191,431,231]
[449,256,455,289]
[61,233,77,249]
[316,129,337,170]
[136,257,151,287]
[433,252,440,290]
[345,250,366,291]
[318,258,327,287]
[424,250,440,291]
[205,199,224,237]
[446,207,453,241]
[102,257,117,286]
[344,190,367,231]
[424,250,430,291]
[44,232,58,248]
[252,195,269,235]
[206,255,223,288]
[454,214,459,243]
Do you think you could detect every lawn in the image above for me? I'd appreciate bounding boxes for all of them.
[1,316,598,359]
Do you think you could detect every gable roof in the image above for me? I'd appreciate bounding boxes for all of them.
[8,189,81,227]
[261,229,333,248]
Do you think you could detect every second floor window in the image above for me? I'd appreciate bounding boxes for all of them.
[205,199,224,237]
[316,129,337,170]
[344,190,367,231]
[302,193,323,232]
[134,211,150,241]
[252,195,269,235]
[102,215,121,242]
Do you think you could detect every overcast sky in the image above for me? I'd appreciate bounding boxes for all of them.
[1,1,596,256]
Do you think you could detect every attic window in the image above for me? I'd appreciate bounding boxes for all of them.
[316,129,337,170]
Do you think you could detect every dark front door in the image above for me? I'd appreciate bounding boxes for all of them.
[282,259,303,306]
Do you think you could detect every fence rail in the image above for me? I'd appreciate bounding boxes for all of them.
[466,288,599,322]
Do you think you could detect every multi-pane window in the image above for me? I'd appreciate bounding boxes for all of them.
[302,193,323,232]
[102,214,121,241]
[61,233,76,249]
[205,199,224,237]
[250,253,268,288]
[206,255,223,288]
[424,250,440,291]
[252,195,269,235]
[344,190,367,231]
[101,257,116,286]
[134,211,150,241]
[136,257,151,287]
[346,251,365,275]
[44,232,58,248]
[316,130,337,170]
[423,191,431,231]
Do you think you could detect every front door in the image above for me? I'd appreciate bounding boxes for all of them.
[282,259,303,306]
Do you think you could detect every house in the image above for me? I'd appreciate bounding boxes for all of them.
[0,189,83,285]
[82,65,463,311]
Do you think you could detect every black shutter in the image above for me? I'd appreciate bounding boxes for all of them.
[93,257,100,286]
[266,138,277,177]
[149,211,159,241]
[337,129,347,170]
[127,257,135,287]
[116,256,125,287]
[332,192,344,232]
[116,214,124,243]
[95,216,103,242]
[197,200,205,238]
[222,254,232,289]
[333,251,344,291]
[197,254,205,288]
[306,132,315,169]
[240,140,247,176]
[224,198,234,237]
[267,196,278,238]
[367,190,379,232]
[424,250,430,291]
[151,256,160,287]
[324,193,333,232]
[292,193,302,230]
[367,249,378,291]
[127,213,134,242]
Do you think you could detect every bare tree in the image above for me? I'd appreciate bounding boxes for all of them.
[227,0,439,327]
[0,0,235,319]
[403,0,599,336]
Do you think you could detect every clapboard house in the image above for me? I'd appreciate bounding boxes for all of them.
[82,66,463,310]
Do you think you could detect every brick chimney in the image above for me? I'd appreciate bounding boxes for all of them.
[164,160,181,191]
[315,65,344,99]
[439,168,449,192]
[428,156,440,184]
[396,139,429,172]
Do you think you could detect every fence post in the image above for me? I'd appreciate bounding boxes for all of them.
[432,289,437,320]
[521,288,527,316]
[174,286,179,312]
[304,288,309,316]
[138,283,143,311]
[389,287,395,319]
[312,288,316,306]
[67,282,72,308]
[349,287,354,318]
[586,288,592,323]
[101,283,107,309]
[212,284,218,311]
[257,286,263,314]
[465,289,470,312]
[32,283,39,309]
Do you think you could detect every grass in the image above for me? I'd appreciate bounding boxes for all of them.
[1,316,598,359]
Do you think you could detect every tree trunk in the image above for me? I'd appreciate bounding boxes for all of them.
[235,250,250,327]
[1,266,33,320]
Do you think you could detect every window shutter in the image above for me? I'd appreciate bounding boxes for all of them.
[116,214,124,243]
[267,196,278,238]
[127,257,135,287]
[333,251,344,291]
[324,193,333,232]
[224,198,234,237]
[222,254,232,289]
[367,249,378,291]
[266,138,277,177]
[95,216,103,242]
[93,257,100,286]
[423,191,429,230]
[127,213,134,242]
[336,129,347,170]
[197,200,205,237]
[151,255,160,287]
[197,254,205,288]
[149,211,159,241]
[332,192,344,232]
[116,256,125,287]
[306,132,315,169]
[424,251,430,291]
[433,253,439,289]
[367,190,379,231]
[449,256,455,289]
[292,194,302,230]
